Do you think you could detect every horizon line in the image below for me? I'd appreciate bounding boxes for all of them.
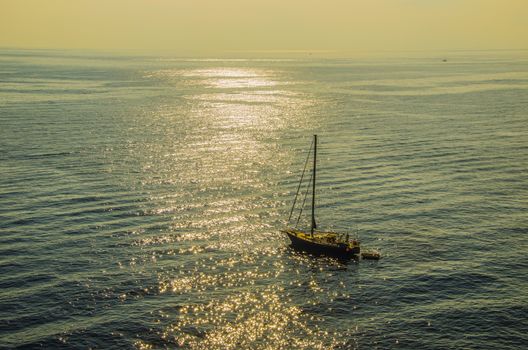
[2,46,528,59]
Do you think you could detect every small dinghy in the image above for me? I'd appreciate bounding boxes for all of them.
[361,251,381,260]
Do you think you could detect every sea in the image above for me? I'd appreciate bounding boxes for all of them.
[1,49,527,349]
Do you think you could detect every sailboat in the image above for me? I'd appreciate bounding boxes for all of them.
[281,135,361,258]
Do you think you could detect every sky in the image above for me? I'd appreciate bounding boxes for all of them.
[1,0,527,56]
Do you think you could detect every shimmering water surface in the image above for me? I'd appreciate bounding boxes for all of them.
[1,50,527,349]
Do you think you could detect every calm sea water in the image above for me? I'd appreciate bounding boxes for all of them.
[1,49,527,349]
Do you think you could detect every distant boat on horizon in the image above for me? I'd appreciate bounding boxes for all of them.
[281,135,361,259]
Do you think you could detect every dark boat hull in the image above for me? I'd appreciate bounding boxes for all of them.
[284,230,360,258]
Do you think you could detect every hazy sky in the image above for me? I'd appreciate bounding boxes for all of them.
[1,0,526,56]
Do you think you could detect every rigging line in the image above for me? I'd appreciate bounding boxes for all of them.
[287,139,314,224]
[295,165,314,228]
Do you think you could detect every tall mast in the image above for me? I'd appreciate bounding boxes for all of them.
[311,134,317,236]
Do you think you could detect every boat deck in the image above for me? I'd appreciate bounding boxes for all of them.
[282,228,360,250]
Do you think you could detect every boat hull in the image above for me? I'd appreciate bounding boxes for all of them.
[282,229,360,258]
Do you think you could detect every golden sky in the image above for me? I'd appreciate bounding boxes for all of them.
[1,0,526,55]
